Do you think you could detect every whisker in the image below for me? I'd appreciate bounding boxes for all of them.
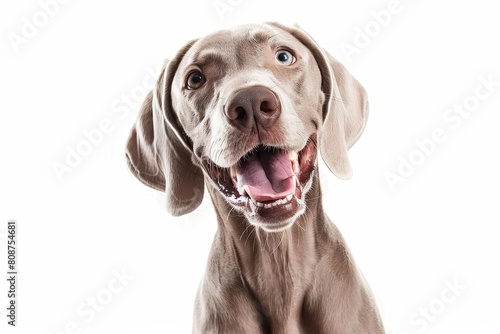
[245,226,256,246]
[239,223,251,241]
[296,223,301,248]
[253,227,260,252]
[270,231,285,255]
[226,206,238,221]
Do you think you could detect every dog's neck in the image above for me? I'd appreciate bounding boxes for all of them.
[207,171,329,326]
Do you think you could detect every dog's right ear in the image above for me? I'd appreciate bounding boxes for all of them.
[126,43,205,217]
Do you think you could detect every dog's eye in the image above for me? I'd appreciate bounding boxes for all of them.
[187,71,205,89]
[275,50,296,65]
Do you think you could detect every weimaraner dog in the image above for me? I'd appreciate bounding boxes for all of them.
[126,22,384,333]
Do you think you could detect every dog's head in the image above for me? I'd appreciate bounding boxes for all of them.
[126,23,368,232]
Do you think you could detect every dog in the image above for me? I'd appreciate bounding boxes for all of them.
[126,22,384,334]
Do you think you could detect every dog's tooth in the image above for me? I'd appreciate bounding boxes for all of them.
[289,151,300,174]
[237,186,245,196]
[264,203,272,209]
[286,194,293,201]
[230,166,237,181]
[239,185,250,197]
[249,200,257,216]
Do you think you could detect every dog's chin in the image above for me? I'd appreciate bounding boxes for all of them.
[203,134,317,232]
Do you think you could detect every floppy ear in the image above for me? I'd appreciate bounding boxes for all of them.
[267,23,369,179]
[318,54,369,179]
[126,44,205,216]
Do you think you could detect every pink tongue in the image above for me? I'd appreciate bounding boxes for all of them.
[236,150,295,202]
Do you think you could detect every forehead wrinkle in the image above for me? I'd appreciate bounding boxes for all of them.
[190,49,226,68]
[249,29,273,44]
[231,29,277,69]
[268,32,301,49]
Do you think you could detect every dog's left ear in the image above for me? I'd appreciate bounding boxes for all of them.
[267,23,368,179]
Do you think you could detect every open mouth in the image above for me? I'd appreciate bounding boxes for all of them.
[204,134,317,222]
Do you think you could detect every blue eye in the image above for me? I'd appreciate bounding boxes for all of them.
[275,50,296,65]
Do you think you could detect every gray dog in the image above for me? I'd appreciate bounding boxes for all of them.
[126,22,384,334]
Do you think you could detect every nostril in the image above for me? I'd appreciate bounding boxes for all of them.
[235,106,246,120]
[260,100,276,113]
[226,105,246,121]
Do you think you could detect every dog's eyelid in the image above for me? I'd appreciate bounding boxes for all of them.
[274,46,296,55]
[184,65,203,75]
[275,45,294,52]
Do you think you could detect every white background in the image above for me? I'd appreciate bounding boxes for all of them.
[1,0,499,333]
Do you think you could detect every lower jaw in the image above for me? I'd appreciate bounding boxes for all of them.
[252,209,305,232]
[224,172,314,232]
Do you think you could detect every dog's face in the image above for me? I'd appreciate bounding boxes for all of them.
[126,23,368,232]
[170,25,324,231]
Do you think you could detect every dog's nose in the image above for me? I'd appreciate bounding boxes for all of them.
[225,86,281,131]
